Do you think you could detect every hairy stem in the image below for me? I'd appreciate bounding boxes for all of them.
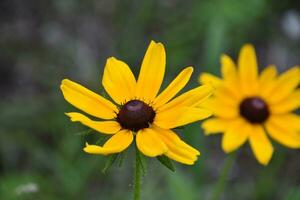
[133,146,141,200]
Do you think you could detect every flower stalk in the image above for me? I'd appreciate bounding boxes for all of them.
[133,145,142,200]
[211,152,237,200]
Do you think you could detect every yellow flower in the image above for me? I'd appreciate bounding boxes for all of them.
[199,44,300,165]
[61,41,213,165]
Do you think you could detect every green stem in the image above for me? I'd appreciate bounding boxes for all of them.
[211,152,237,200]
[133,146,141,200]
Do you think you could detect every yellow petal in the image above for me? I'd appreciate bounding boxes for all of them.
[102,57,136,104]
[154,107,187,129]
[154,67,193,108]
[265,116,300,148]
[136,128,168,157]
[238,44,258,95]
[65,112,121,134]
[268,114,300,131]
[171,107,212,128]
[249,125,274,166]
[136,41,166,102]
[221,54,237,81]
[259,65,277,83]
[267,66,300,104]
[83,130,133,155]
[258,65,278,99]
[60,79,118,119]
[154,127,200,165]
[222,119,249,153]
[198,73,221,87]
[155,107,210,129]
[214,85,241,106]
[219,54,243,99]
[202,117,237,135]
[201,98,239,119]
[158,85,213,112]
[270,89,300,113]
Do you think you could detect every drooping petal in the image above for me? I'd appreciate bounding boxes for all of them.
[198,73,221,87]
[270,89,300,113]
[158,85,213,112]
[265,116,300,148]
[154,67,193,108]
[238,44,258,95]
[136,128,168,157]
[136,41,166,102]
[60,79,118,119]
[66,112,121,134]
[221,54,237,81]
[267,67,300,104]
[154,127,200,165]
[83,130,133,155]
[222,119,249,153]
[249,125,274,166]
[102,57,136,104]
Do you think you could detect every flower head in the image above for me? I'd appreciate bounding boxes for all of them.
[61,41,213,165]
[199,44,300,165]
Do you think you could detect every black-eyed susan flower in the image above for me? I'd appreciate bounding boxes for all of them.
[199,44,300,165]
[61,41,213,165]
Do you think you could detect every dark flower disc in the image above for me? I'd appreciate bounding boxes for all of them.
[116,100,156,132]
[239,97,270,124]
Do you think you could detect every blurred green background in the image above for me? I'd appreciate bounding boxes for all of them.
[1,0,300,199]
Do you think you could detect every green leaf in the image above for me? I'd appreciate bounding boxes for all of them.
[102,154,118,174]
[157,155,175,172]
[136,150,148,175]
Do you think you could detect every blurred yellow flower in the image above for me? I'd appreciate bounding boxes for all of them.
[61,41,213,165]
[199,44,300,165]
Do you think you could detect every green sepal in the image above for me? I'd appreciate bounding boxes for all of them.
[136,148,148,175]
[117,150,128,168]
[75,129,94,136]
[102,154,119,174]
[95,134,109,145]
[157,155,175,172]
[173,126,185,130]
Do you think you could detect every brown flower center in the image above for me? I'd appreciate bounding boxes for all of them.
[239,97,270,124]
[116,100,156,132]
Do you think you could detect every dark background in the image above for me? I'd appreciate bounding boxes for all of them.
[0,0,299,199]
